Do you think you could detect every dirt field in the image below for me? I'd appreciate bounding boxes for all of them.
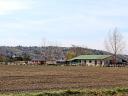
[0,65,128,92]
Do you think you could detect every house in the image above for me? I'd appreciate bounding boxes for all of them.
[30,58,46,65]
[68,55,112,66]
[30,55,46,65]
[46,60,57,65]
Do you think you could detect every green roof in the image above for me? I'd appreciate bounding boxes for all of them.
[69,55,112,61]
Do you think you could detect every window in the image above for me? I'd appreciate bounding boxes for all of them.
[84,60,86,64]
[95,60,97,65]
[100,61,102,64]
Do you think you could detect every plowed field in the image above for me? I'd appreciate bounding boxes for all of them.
[0,65,128,92]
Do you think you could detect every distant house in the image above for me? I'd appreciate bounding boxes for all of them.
[31,58,46,65]
[46,60,57,65]
[68,55,112,66]
[30,55,46,65]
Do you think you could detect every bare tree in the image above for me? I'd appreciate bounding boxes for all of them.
[105,28,125,64]
[42,38,47,47]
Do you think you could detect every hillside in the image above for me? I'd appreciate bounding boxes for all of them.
[0,46,110,61]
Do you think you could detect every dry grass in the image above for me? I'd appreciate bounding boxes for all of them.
[0,65,128,92]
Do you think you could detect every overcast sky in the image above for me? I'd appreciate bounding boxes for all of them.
[0,0,128,51]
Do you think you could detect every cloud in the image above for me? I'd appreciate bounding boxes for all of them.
[27,15,122,34]
[0,0,30,15]
[0,14,125,37]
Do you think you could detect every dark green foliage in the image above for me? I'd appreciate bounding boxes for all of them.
[22,53,31,61]
[36,93,44,96]
[116,88,128,93]
[64,90,81,95]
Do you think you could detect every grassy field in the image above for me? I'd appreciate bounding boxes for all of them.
[0,88,128,96]
[0,65,128,94]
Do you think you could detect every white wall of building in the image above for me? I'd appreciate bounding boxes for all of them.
[80,59,109,66]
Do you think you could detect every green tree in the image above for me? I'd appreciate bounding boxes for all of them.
[22,53,31,61]
[66,51,76,60]
[0,55,7,62]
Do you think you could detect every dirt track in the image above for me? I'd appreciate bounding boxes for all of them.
[0,65,128,92]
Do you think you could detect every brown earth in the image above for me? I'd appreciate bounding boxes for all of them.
[0,65,128,92]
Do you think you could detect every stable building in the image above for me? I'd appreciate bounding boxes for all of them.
[68,55,112,66]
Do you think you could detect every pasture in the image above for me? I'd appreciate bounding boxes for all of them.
[0,65,128,92]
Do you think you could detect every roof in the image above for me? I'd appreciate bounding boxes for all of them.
[32,55,46,61]
[32,58,46,61]
[69,55,112,61]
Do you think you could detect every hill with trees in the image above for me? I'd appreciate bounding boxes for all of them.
[0,46,111,62]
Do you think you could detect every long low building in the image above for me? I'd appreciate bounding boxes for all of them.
[68,55,112,66]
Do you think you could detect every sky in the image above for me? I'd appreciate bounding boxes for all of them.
[0,0,128,51]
